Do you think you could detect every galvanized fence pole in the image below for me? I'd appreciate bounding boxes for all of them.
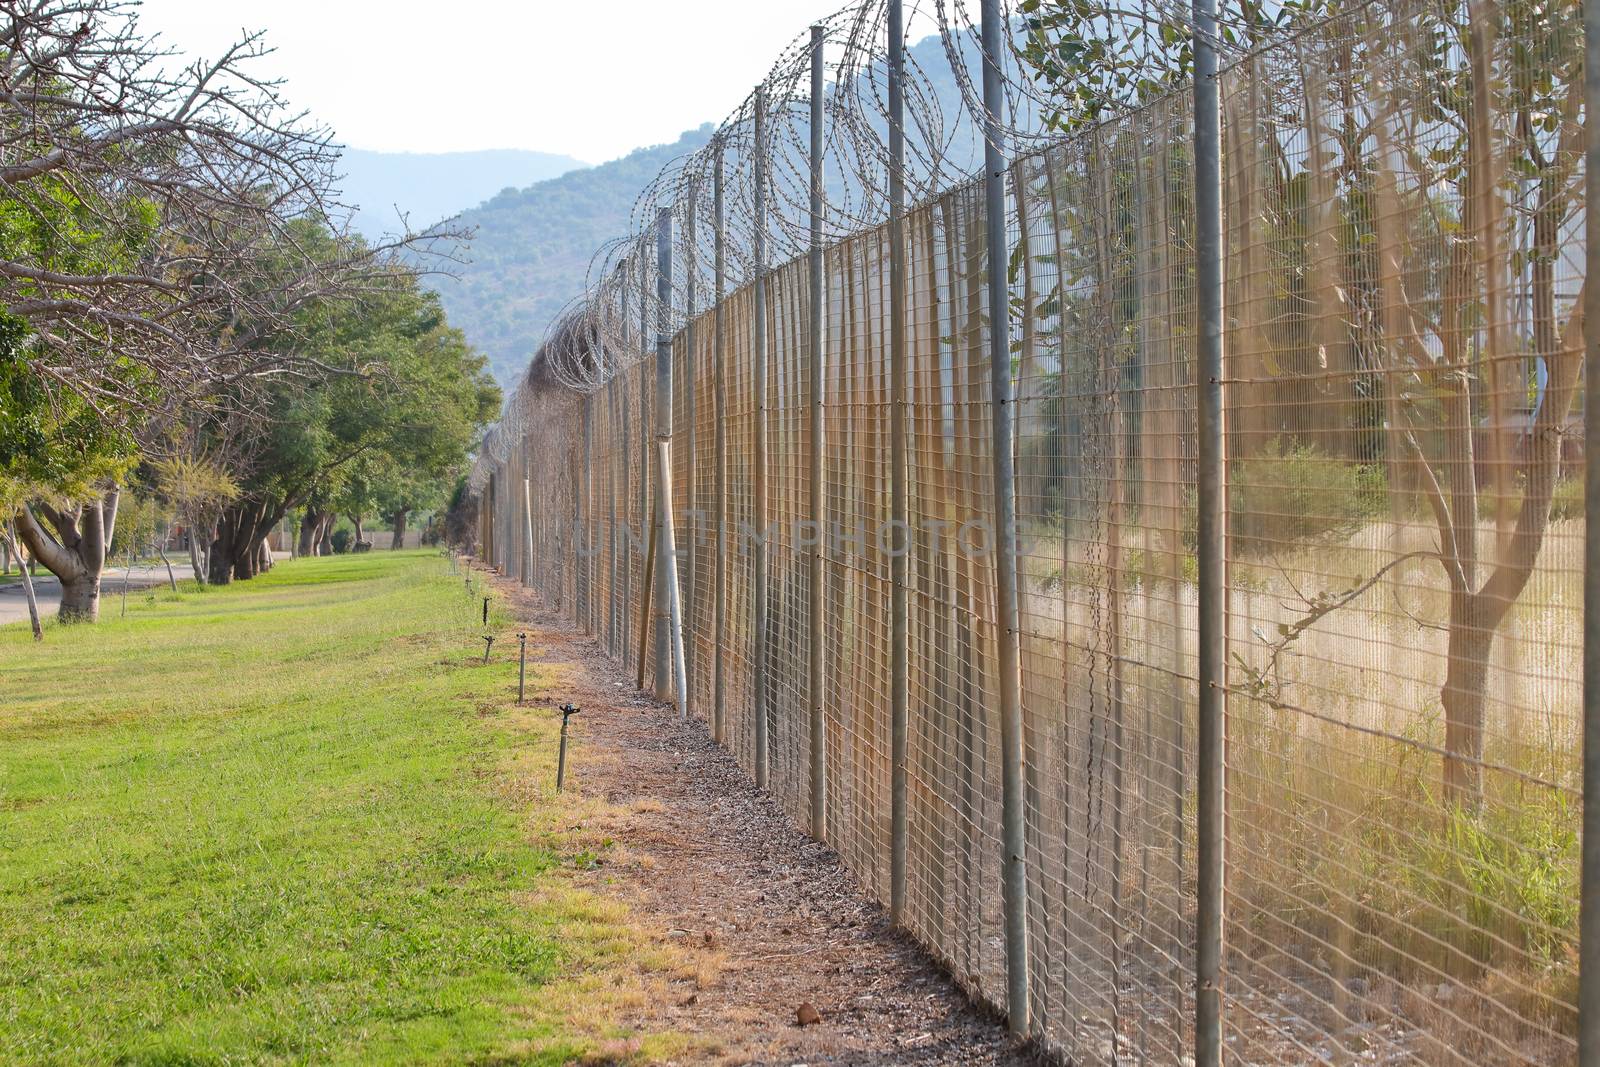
[485,472,496,570]
[886,0,910,925]
[607,377,619,652]
[712,143,729,746]
[807,24,829,839]
[640,254,654,686]
[979,0,1030,1036]
[753,87,771,788]
[523,477,535,590]
[621,264,633,666]
[1580,0,1600,1058]
[1193,0,1227,1060]
[657,440,691,713]
[516,465,529,587]
[582,394,593,627]
[684,187,699,720]
[655,206,677,704]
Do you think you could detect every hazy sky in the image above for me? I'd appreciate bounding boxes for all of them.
[134,0,876,164]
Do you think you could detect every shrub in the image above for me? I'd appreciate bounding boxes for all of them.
[1227,437,1385,557]
[331,528,352,554]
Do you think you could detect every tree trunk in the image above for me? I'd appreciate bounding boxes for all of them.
[208,509,240,585]
[210,500,282,584]
[188,530,207,585]
[349,513,366,547]
[14,490,119,624]
[59,572,102,622]
[391,509,409,550]
[158,525,179,591]
[298,510,322,557]
[316,514,333,556]
[1441,613,1494,806]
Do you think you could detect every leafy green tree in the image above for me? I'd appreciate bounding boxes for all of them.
[0,314,139,622]
[208,271,499,582]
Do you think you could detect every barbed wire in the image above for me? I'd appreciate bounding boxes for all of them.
[470,0,1324,489]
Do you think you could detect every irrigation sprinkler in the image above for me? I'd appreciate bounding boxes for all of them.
[556,703,581,792]
[517,632,528,703]
[481,634,494,664]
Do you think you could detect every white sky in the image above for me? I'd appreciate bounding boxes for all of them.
[134,0,879,164]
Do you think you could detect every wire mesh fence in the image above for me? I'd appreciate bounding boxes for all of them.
[468,0,1588,1061]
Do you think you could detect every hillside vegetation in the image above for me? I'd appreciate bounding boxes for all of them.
[430,127,715,385]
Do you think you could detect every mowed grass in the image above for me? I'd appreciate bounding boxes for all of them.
[0,552,648,1065]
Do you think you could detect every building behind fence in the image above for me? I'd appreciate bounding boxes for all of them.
[469,0,1590,1061]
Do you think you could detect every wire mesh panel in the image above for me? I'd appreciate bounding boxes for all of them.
[1214,3,1583,1062]
[820,226,895,899]
[1012,91,1200,1062]
[723,285,760,773]
[894,181,1012,1010]
[765,255,814,824]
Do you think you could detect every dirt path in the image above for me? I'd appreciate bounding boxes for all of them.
[494,574,1034,1066]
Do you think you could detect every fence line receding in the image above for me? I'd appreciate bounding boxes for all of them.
[468,0,1594,1062]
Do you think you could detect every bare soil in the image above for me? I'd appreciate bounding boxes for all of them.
[493,574,1036,1066]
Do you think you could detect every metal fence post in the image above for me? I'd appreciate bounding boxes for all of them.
[1193,0,1227,1060]
[807,23,829,839]
[621,261,633,666]
[753,86,771,788]
[979,0,1030,1036]
[485,471,496,570]
[523,477,535,590]
[617,267,630,659]
[640,254,653,685]
[1580,0,1600,1058]
[684,186,699,720]
[655,206,677,704]
[657,440,691,713]
[516,463,528,587]
[712,141,729,746]
[886,0,910,926]
[582,393,593,628]
[607,377,619,652]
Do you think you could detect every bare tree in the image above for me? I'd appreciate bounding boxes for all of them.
[0,1,466,401]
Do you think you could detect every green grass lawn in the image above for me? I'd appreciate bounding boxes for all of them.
[0,552,664,1065]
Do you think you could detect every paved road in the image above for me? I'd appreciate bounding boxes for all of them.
[0,563,180,627]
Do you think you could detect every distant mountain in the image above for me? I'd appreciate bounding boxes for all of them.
[429,126,716,386]
[336,148,589,241]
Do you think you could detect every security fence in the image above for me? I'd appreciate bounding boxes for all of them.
[469,0,1592,1061]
